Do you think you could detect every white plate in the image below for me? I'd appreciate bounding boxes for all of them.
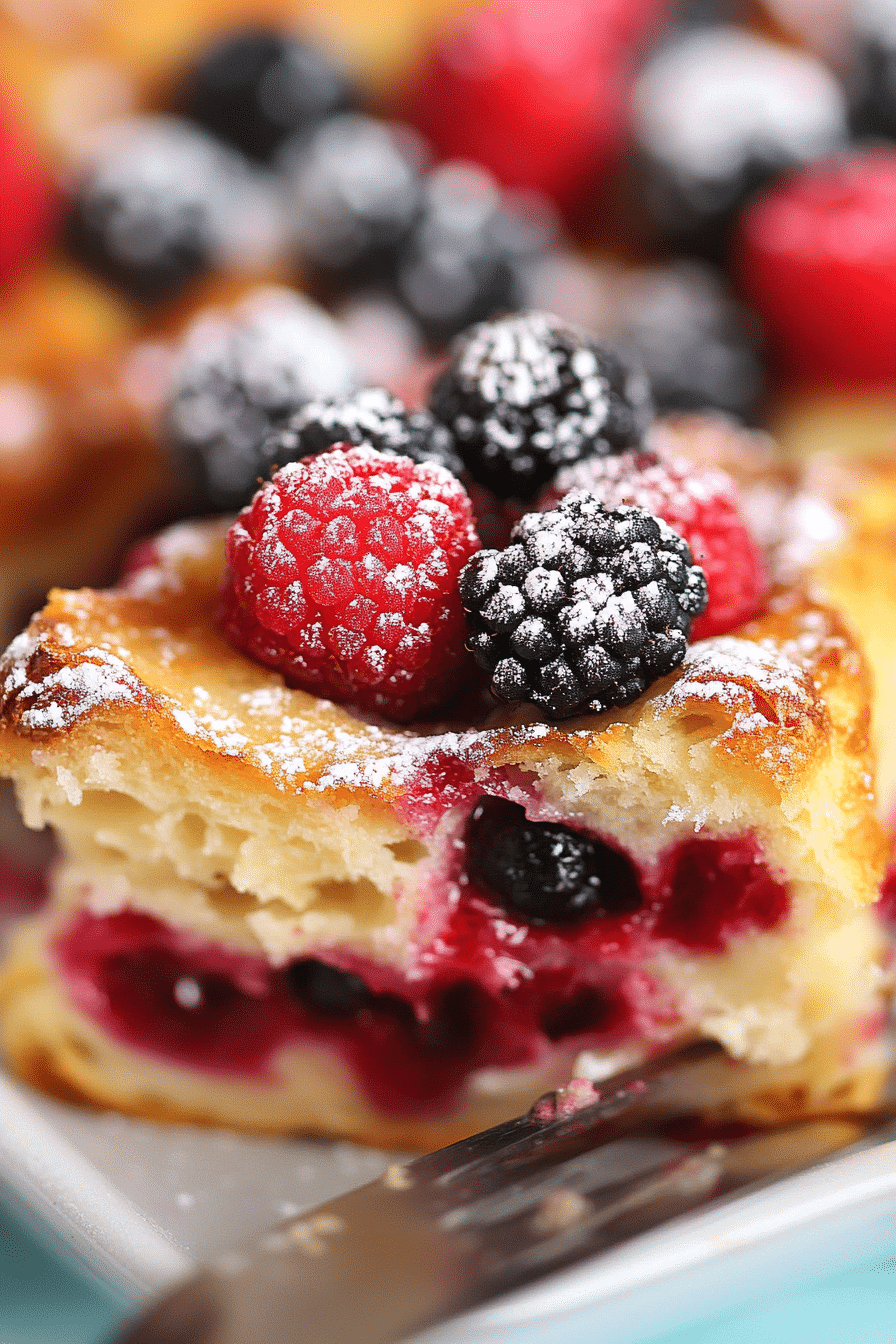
[3,1059,896,1344]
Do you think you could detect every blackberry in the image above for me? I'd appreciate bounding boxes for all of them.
[165,289,357,514]
[282,113,426,295]
[65,116,263,306]
[633,29,847,256]
[179,27,355,163]
[263,386,463,478]
[617,262,766,423]
[285,959,371,1016]
[460,493,707,718]
[466,796,643,925]
[392,162,554,348]
[429,311,652,503]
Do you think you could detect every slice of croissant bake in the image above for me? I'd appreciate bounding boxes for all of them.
[0,515,888,1149]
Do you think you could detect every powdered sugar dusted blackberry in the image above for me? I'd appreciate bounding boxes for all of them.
[165,287,357,514]
[462,495,708,718]
[429,312,653,501]
[264,386,462,479]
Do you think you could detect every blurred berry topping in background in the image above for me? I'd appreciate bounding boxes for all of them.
[282,112,427,296]
[165,287,357,514]
[430,311,653,502]
[178,27,357,163]
[633,27,847,256]
[392,162,557,348]
[0,92,55,290]
[738,148,896,385]
[616,262,767,423]
[403,0,664,212]
[849,0,896,142]
[65,116,283,307]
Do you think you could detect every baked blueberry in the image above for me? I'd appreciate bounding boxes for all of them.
[285,959,371,1016]
[465,796,643,924]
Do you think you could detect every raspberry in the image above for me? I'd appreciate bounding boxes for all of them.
[219,446,481,720]
[0,93,55,289]
[264,386,463,480]
[460,493,707,718]
[179,28,355,163]
[541,450,765,640]
[429,311,653,503]
[634,29,846,255]
[403,0,635,210]
[737,148,896,384]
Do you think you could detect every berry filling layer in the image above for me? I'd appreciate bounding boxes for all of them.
[51,812,790,1119]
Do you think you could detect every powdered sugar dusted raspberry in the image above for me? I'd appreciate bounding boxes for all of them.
[543,450,766,640]
[219,446,481,721]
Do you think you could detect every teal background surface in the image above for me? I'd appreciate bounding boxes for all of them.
[4,1188,896,1344]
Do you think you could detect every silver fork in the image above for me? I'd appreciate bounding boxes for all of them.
[110,1041,894,1344]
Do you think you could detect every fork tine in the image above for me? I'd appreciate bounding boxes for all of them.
[452,1144,730,1302]
[408,1040,724,1213]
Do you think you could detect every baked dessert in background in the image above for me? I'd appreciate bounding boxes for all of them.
[0,310,890,1148]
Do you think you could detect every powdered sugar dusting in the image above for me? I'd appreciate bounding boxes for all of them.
[654,635,818,734]
[2,633,143,732]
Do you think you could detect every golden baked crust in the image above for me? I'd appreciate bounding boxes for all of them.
[0,517,888,1145]
[649,414,896,819]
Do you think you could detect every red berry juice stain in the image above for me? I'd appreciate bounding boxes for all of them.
[53,824,789,1117]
